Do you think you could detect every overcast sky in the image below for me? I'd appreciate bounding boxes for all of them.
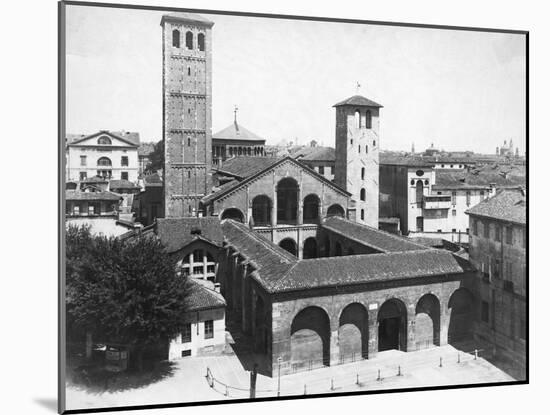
[65,5,526,153]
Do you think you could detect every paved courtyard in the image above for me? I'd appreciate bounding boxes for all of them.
[65,344,515,411]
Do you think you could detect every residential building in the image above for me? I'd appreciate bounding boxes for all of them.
[66,130,140,182]
[466,189,526,378]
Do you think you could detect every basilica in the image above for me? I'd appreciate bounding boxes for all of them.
[143,12,478,376]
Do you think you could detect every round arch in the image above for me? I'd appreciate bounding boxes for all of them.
[303,237,318,259]
[279,238,298,257]
[415,293,441,349]
[220,208,245,223]
[326,203,345,218]
[303,194,320,224]
[276,177,299,225]
[252,195,272,226]
[97,156,112,166]
[338,303,368,360]
[290,306,331,369]
[447,288,474,344]
[378,298,408,352]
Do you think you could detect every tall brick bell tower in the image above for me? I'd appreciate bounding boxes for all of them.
[333,95,382,227]
[161,13,214,217]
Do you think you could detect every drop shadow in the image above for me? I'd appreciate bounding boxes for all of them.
[34,398,57,412]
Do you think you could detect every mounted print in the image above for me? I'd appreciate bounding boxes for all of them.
[59,1,528,413]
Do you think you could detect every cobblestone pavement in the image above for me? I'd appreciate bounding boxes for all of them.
[65,343,515,411]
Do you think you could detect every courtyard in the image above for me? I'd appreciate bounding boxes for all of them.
[65,342,514,411]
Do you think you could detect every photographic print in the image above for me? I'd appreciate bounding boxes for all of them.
[59,1,528,413]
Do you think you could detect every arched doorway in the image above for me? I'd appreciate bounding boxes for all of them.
[279,238,297,257]
[327,204,345,218]
[448,288,474,344]
[303,237,318,259]
[378,299,408,351]
[255,296,268,353]
[338,303,368,361]
[276,178,299,225]
[221,208,245,223]
[252,195,272,226]
[303,194,320,224]
[415,294,441,349]
[290,306,331,369]
[415,180,424,205]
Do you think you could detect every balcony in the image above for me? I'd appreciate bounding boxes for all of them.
[423,194,452,210]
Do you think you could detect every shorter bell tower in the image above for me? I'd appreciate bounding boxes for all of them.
[333,95,382,227]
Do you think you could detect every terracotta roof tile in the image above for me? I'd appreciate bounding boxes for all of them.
[323,217,428,253]
[217,156,282,178]
[65,190,121,201]
[466,189,526,225]
[184,279,225,311]
[156,217,224,253]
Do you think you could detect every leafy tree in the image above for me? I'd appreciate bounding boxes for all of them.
[66,225,189,370]
[145,140,163,174]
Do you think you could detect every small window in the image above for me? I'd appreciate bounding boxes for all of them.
[451,191,456,205]
[361,167,365,180]
[361,209,364,220]
[187,170,191,178]
[360,188,366,201]
[79,172,87,181]
[358,145,361,154]
[493,258,501,279]
[121,156,128,166]
[187,137,191,146]
[416,170,424,177]
[121,172,128,180]
[198,33,205,51]
[484,222,490,238]
[452,228,456,233]
[319,166,325,175]
[97,157,112,166]
[365,110,372,129]
[181,323,192,343]
[172,29,180,48]
[506,228,514,245]
[424,180,429,185]
[181,350,191,357]
[354,110,361,128]
[372,140,376,147]
[80,155,87,166]
[185,31,193,49]
[473,220,478,236]
[495,225,501,242]
[481,301,489,323]
[350,138,353,145]
[204,320,214,339]
[410,179,415,185]
[97,135,111,145]
[187,67,191,76]
[450,165,454,168]
[437,229,442,233]
[194,249,204,262]
[452,209,456,217]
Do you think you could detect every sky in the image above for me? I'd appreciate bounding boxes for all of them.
[65,5,526,154]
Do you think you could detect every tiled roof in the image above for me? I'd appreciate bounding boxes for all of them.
[109,180,140,190]
[161,12,215,27]
[379,154,433,167]
[466,189,526,225]
[156,217,224,253]
[81,175,108,183]
[299,147,336,162]
[202,180,240,204]
[322,217,429,253]
[273,250,472,293]
[213,122,265,142]
[143,173,162,186]
[184,279,225,312]
[221,220,297,286]
[67,131,140,147]
[333,95,383,108]
[111,131,140,146]
[217,156,282,179]
[66,190,121,201]
[432,170,526,190]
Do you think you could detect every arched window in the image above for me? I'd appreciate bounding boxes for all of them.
[97,135,111,145]
[198,33,205,51]
[187,137,191,146]
[416,180,424,204]
[365,110,372,129]
[97,157,112,166]
[360,188,366,201]
[172,29,180,48]
[303,194,320,224]
[354,110,361,128]
[361,209,365,220]
[358,145,361,154]
[187,67,191,76]
[252,195,272,227]
[185,31,193,49]
[361,167,365,180]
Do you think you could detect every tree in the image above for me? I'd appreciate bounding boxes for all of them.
[66,225,189,370]
[146,140,163,173]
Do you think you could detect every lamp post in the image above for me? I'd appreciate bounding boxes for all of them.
[277,357,282,397]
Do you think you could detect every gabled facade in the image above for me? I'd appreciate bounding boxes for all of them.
[66,131,139,182]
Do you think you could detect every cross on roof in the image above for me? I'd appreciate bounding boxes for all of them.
[356,82,362,94]
[234,105,239,123]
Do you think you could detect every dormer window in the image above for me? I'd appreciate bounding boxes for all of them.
[97,135,111,145]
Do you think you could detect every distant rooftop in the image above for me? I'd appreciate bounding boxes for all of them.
[333,95,383,108]
[160,12,214,27]
[213,122,265,142]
